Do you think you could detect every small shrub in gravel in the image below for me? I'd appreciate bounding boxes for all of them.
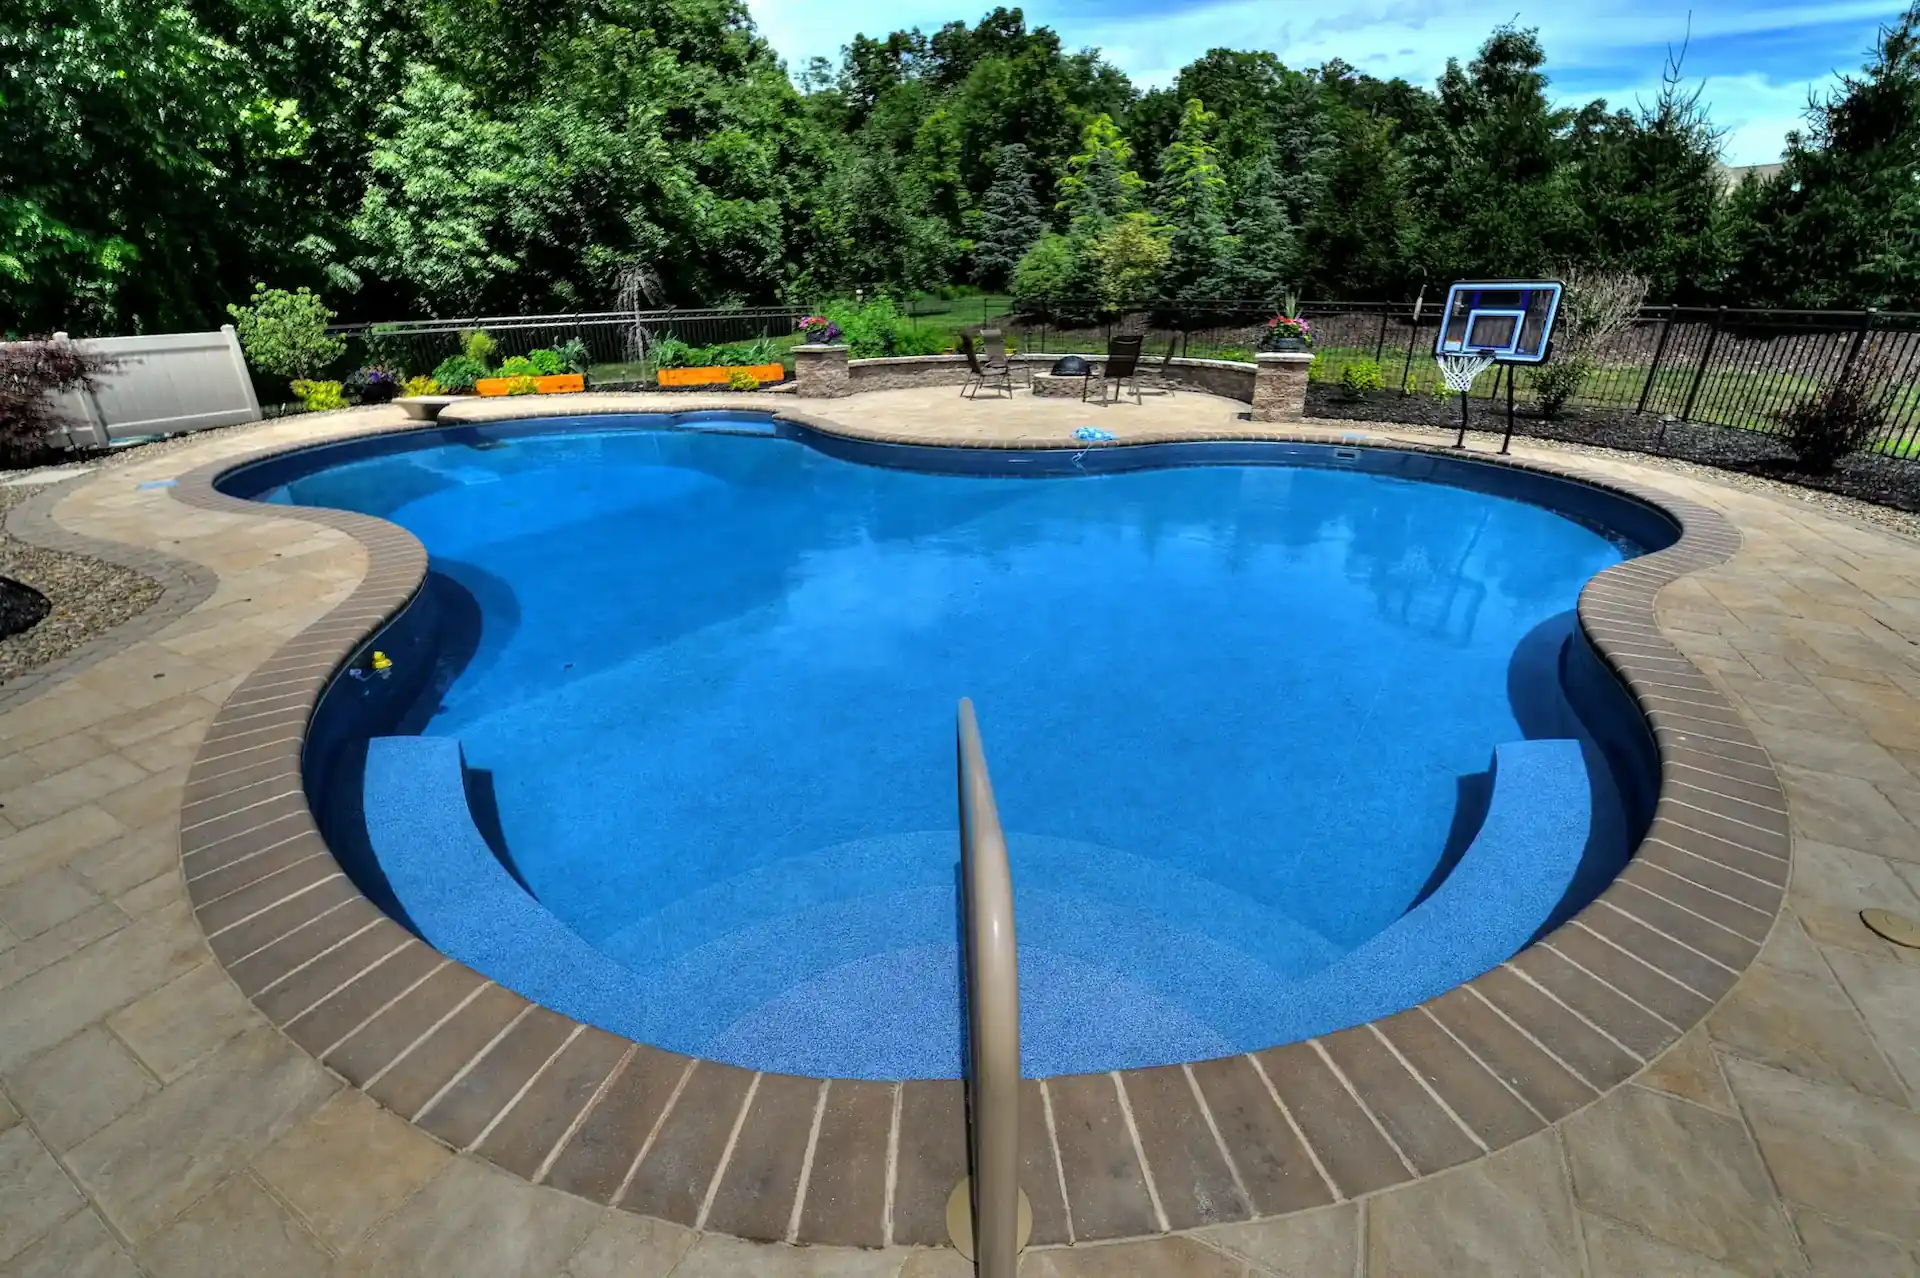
[1778,354,1895,474]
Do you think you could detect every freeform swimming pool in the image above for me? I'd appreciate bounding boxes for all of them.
[225,412,1669,1080]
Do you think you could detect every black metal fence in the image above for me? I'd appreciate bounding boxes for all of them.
[328,307,808,383]
[332,298,1920,458]
[901,297,1920,459]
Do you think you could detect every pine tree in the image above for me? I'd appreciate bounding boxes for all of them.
[1058,114,1144,232]
[1154,99,1237,301]
[1226,147,1296,302]
[1727,3,1920,308]
[1302,111,1415,297]
[973,144,1047,288]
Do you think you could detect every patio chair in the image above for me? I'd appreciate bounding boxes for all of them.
[960,335,1014,399]
[981,329,1030,387]
[1140,335,1180,396]
[1084,335,1146,405]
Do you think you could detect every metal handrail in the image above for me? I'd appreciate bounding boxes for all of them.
[956,699,1021,1276]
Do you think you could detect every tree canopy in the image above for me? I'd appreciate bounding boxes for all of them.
[5,0,1918,334]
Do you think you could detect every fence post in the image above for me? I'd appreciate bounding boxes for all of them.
[1373,307,1390,362]
[1679,307,1724,423]
[1400,309,1423,396]
[1634,309,1673,416]
[1837,308,1875,383]
[222,324,263,422]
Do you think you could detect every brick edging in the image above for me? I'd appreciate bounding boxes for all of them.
[166,405,1784,1250]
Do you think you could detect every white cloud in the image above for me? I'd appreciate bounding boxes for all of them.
[745,0,1900,164]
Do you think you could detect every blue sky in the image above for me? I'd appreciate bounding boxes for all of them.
[747,0,1909,164]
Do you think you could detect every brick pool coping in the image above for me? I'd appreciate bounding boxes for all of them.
[167,401,1787,1251]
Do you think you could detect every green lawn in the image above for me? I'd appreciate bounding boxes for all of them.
[901,293,1015,341]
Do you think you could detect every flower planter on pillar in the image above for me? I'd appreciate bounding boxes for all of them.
[795,344,852,398]
[1253,352,1314,423]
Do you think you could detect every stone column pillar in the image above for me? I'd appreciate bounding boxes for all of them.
[795,344,851,398]
[1252,352,1314,423]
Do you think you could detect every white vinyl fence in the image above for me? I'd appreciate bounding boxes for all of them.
[30,326,261,449]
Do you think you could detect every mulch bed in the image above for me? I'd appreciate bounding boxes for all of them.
[1306,384,1920,516]
[0,576,51,640]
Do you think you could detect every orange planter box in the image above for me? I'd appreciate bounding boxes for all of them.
[656,363,785,388]
[473,373,585,397]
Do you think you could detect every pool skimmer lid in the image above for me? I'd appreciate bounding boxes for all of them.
[1861,909,1920,948]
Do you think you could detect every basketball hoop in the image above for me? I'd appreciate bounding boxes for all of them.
[1432,280,1564,454]
[1435,350,1496,394]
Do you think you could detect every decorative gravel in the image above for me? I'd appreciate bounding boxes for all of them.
[0,480,165,685]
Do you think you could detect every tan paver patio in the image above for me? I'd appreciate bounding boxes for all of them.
[0,387,1916,1276]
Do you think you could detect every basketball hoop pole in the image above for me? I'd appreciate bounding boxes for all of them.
[1453,386,1469,449]
[1500,366,1516,454]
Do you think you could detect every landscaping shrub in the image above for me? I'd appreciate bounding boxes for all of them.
[459,329,497,366]
[1338,358,1385,399]
[344,366,399,404]
[821,299,948,358]
[400,375,441,397]
[727,368,759,391]
[1779,353,1895,473]
[228,285,345,380]
[499,348,566,377]
[1534,269,1647,418]
[431,354,487,391]
[554,338,590,374]
[653,336,779,369]
[0,336,111,463]
[505,375,540,396]
[290,379,345,411]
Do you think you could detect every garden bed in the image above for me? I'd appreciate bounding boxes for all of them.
[1306,384,1920,515]
[656,363,784,388]
[590,377,794,394]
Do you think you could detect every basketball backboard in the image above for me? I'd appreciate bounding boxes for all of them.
[1434,280,1563,364]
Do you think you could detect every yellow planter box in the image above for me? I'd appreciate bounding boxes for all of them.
[656,363,785,388]
[473,373,585,397]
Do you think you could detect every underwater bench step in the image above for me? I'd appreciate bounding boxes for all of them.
[1247,737,1594,1043]
[361,735,658,1036]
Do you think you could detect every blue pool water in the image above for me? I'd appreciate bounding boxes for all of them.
[244,415,1658,1079]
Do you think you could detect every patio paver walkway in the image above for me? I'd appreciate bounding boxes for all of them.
[0,389,1915,1276]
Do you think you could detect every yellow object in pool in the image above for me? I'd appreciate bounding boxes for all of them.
[371,651,392,671]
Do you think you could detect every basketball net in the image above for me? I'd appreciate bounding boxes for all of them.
[1435,351,1496,394]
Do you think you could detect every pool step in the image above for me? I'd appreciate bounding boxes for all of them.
[597,830,1341,989]
[356,735,1592,1078]
[1236,737,1594,1043]
[359,736,656,1036]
